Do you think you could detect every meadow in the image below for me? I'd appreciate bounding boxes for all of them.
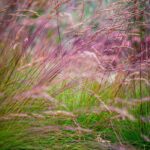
[0,0,150,150]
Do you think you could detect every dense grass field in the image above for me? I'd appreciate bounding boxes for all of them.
[0,0,150,150]
[0,80,150,149]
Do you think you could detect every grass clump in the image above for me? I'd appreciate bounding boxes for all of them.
[0,0,150,150]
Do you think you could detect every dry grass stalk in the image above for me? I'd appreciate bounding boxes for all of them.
[43,110,76,118]
[30,125,92,134]
[100,105,135,121]
[0,113,31,121]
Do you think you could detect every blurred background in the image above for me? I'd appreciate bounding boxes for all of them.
[0,0,150,149]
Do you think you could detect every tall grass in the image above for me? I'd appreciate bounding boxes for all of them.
[0,0,150,150]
